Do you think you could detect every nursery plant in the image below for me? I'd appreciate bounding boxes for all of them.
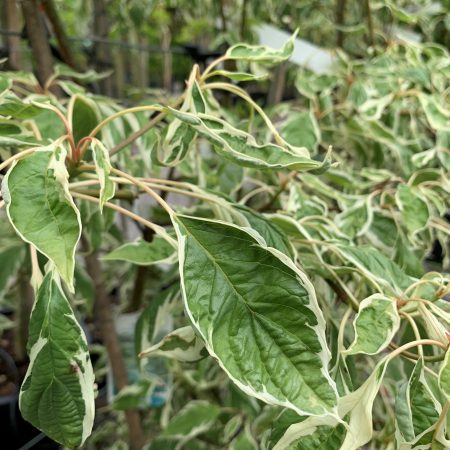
[0,30,449,450]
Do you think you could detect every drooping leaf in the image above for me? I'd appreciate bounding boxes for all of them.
[2,145,81,290]
[335,244,413,295]
[209,70,268,82]
[102,236,176,266]
[139,326,206,362]
[175,215,337,416]
[395,358,440,444]
[90,139,115,211]
[155,67,203,166]
[19,270,95,448]
[225,29,298,64]
[337,361,388,450]
[167,109,327,172]
[344,294,400,355]
[396,184,429,234]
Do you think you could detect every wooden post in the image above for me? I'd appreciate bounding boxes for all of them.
[21,0,57,92]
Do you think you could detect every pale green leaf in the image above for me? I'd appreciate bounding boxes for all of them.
[272,415,346,450]
[175,215,337,416]
[438,348,450,400]
[19,270,95,448]
[161,400,221,441]
[335,198,372,239]
[2,145,81,290]
[112,379,155,411]
[338,361,388,450]
[90,139,115,211]
[139,326,206,362]
[0,243,26,297]
[226,29,298,63]
[102,236,176,266]
[418,93,450,131]
[396,184,429,234]
[344,294,400,355]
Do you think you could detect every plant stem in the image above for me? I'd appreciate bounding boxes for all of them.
[203,82,287,147]
[0,147,37,172]
[388,339,448,362]
[400,311,423,358]
[108,96,184,157]
[71,191,177,247]
[89,105,163,140]
[110,168,175,217]
[82,240,145,450]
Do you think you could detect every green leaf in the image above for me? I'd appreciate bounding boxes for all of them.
[175,215,337,416]
[90,139,115,211]
[335,244,413,295]
[233,204,294,257]
[155,68,203,166]
[0,93,43,118]
[396,358,440,443]
[344,294,400,355]
[134,287,179,359]
[281,111,321,152]
[225,29,298,63]
[2,145,81,290]
[335,198,372,239]
[69,95,100,144]
[139,326,206,362]
[272,415,346,450]
[438,348,450,400]
[19,270,95,448]
[161,400,221,442]
[112,379,155,411]
[167,109,326,172]
[0,243,26,298]
[396,184,429,234]
[102,236,176,266]
[54,64,112,83]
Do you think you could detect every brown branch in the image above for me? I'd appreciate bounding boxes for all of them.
[82,238,145,449]
[41,0,84,70]
[364,0,375,47]
[336,0,347,48]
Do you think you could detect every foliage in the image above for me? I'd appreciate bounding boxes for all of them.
[0,26,450,450]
